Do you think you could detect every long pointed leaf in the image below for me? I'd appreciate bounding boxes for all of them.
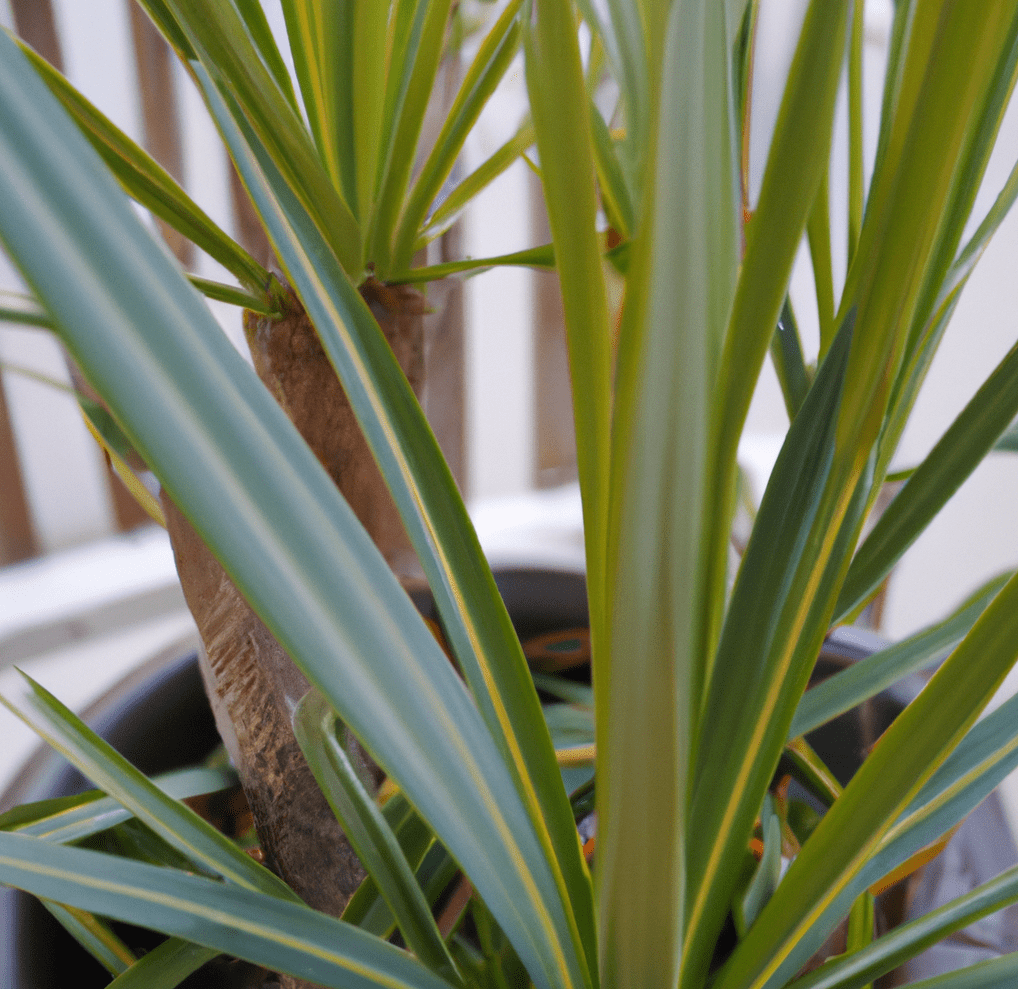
[197,60,594,989]
[786,861,1018,989]
[391,0,524,271]
[702,0,848,675]
[368,0,454,272]
[792,573,1011,739]
[107,938,219,989]
[588,99,634,241]
[0,832,455,989]
[0,671,297,901]
[293,690,460,983]
[0,32,589,989]
[525,0,613,737]
[836,328,1018,621]
[415,119,535,251]
[142,0,363,276]
[389,243,555,284]
[234,0,299,112]
[713,567,1018,989]
[5,766,236,845]
[13,34,270,294]
[686,316,862,989]
[598,2,740,987]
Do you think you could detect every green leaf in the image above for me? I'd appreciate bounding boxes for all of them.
[687,314,863,989]
[391,0,525,271]
[876,955,1018,989]
[733,794,782,939]
[785,862,1018,989]
[844,889,875,989]
[129,0,195,61]
[0,791,107,834]
[0,289,52,327]
[0,832,456,989]
[388,244,555,284]
[142,0,363,276]
[832,2,1018,491]
[196,65,594,989]
[996,419,1018,452]
[807,171,835,357]
[359,843,458,943]
[765,684,1018,988]
[525,0,613,750]
[793,572,1011,739]
[0,35,590,989]
[415,119,536,251]
[0,671,297,901]
[769,297,810,420]
[779,738,842,810]
[531,675,593,708]
[836,326,1018,623]
[187,275,279,314]
[234,0,299,112]
[342,796,444,938]
[575,0,649,199]
[368,0,455,273]
[106,938,219,989]
[588,99,634,240]
[279,1,386,224]
[856,6,1018,534]
[713,567,1018,989]
[846,0,865,264]
[293,690,460,984]
[598,1,740,986]
[43,900,135,975]
[7,765,235,845]
[702,0,849,677]
[14,34,270,294]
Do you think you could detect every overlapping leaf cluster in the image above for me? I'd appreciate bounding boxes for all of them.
[2,2,1018,988]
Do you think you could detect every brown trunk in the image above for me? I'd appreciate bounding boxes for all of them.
[163,283,426,989]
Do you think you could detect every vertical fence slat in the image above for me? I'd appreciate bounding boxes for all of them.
[0,373,40,565]
[10,0,63,71]
[529,171,578,489]
[127,1,192,267]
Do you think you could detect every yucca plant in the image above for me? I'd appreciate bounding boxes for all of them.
[4,0,1018,988]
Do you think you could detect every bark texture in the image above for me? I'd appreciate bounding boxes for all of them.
[164,283,426,988]
[244,281,426,584]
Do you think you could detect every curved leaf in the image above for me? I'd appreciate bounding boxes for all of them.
[107,938,219,989]
[415,119,536,251]
[293,690,460,983]
[391,0,524,271]
[793,573,1010,739]
[714,567,1018,989]
[0,832,455,989]
[786,862,1018,989]
[14,33,269,294]
[0,671,296,901]
[0,34,588,989]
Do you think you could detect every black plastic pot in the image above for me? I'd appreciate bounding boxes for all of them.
[2,569,1016,986]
